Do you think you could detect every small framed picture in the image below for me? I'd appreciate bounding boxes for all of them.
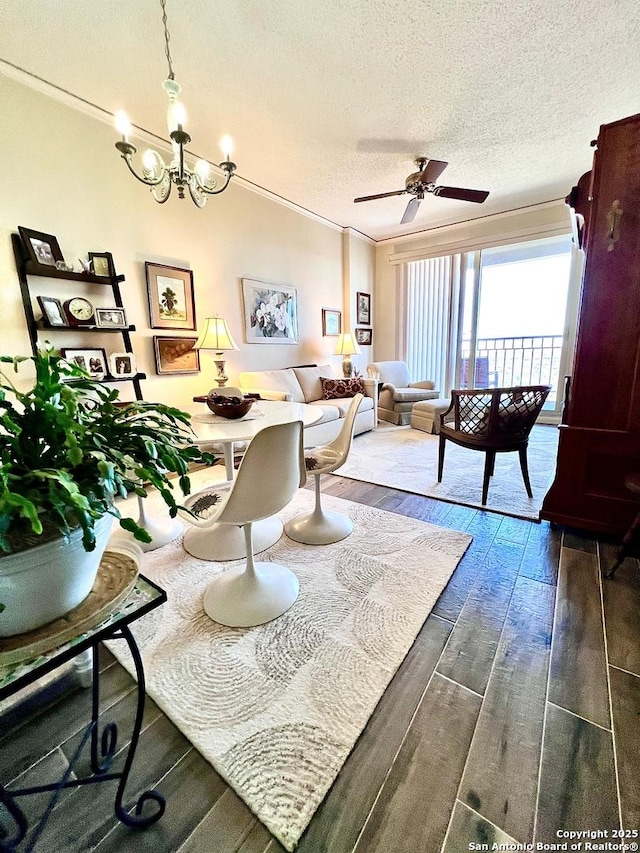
[109,352,137,378]
[322,308,342,337]
[153,336,200,375]
[61,347,108,378]
[37,295,68,327]
[355,327,373,346]
[356,292,371,325]
[18,227,64,268]
[95,307,128,328]
[89,252,115,278]
[145,263,196,330]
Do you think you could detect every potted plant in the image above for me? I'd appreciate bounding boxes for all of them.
[0,348,213,636]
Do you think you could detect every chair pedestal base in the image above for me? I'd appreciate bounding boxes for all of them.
[285,509,354,545]
[136,497,184,552]
[203,562,300,627]
[183,516,283,561]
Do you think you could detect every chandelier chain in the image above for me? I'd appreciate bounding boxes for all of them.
[160,0,175,81]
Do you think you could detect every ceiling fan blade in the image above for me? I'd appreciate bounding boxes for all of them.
[419,159,448,184]
[433,186,490,203]
[354,190,406,203]
[401,197,421,224]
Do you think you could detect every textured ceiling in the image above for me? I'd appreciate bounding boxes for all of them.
[3,0,640,241]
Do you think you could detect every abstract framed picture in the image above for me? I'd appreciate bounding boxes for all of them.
[355,327,373,346]
[153,336,200,375]
[145,262,196,330]
[322,308,342,337]
[356,291,371,325]
[18,226,64,268]
[242,278,299,344]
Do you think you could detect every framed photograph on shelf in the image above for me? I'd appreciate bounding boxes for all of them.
[109,352,137,378]
[153,336,200,375]
[36,295,68,327]
[321,308,342,337]
[18,227,64,268]
[145,262,196,330]
[61,347,108,378]
[356,291,371,325]
[95,307,128,328]
[242,278,299,344]
[355,327,373,346]
[89,252,115,278]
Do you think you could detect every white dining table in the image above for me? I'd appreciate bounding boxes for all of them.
[183,400,323,561]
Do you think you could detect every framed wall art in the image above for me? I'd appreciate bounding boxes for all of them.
[37,295,68,327]
[145,262,196,330]
[61,347,108,378]
[95,307,128,328]
[89,251,115,277]
[109,352,137,378]
[322,308,342,337]
[242,278,299,344]
[153,336,200,375]
[18,227,64,268]
[356,291,371,325]
[355,327,373,346]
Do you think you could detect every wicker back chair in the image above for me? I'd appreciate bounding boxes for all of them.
[438,385,551,505]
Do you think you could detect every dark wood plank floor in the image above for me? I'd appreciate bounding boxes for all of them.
[2,476,639,853]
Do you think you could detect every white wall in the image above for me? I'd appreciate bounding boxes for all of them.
[0,76,375,407]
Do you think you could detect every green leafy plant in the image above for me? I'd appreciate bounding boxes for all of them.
[0,348,214,554]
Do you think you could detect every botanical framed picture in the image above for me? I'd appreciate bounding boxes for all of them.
[242,278,299,344]
[109,352,137,378]
[18,226,64,268]
[153,336,200,375]
[355,327,373,346]
[95,307,128,328]
[36,295,68,327]
[145,262,196,330]
[61,347,108,378]
[322,308,342,337]
[89,252,115,278]
[356,291,371,325]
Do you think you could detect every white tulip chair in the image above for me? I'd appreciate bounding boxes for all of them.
[285,393,363,545]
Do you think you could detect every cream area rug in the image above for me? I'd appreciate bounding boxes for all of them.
[109,469,471,850]
[337,423,559,520]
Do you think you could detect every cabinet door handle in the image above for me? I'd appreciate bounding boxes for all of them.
[606,199,623,251]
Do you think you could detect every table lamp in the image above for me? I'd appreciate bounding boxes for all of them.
[334,332,361,378]
[194,316,239,387]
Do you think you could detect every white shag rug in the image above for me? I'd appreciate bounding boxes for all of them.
[109,472,471,850]
[336,423,559,520]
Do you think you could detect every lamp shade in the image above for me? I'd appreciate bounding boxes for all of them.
[334,332,361,357]
[195,316,239,352]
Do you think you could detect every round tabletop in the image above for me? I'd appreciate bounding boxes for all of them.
[189,399,323,445]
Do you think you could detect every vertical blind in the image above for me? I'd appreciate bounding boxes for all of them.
[405,255,453,395]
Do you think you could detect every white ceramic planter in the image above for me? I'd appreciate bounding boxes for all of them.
[0,513,113,637]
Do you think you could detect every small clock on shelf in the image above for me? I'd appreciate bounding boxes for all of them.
[63,297,95,326]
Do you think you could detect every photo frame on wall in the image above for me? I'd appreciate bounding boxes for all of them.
[18,226,64,268]
[321,308,342,337]
[355,327,373,346]
[242,278,299,344]
[356,291,371,325]
[153,336,200,375]
[145,262,196,330]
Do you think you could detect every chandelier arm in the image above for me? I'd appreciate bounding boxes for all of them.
[118,151,170,188]
[194,164,236,196]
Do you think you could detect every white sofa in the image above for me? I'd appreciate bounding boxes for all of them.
[239,364,377,446]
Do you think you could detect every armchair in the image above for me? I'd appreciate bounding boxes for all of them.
[367,360,440,425]
[438,385,551,505]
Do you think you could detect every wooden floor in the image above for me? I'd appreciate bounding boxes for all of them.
[2,476,640,852]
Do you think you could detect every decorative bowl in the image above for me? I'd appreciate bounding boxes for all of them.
[206,395,255,419]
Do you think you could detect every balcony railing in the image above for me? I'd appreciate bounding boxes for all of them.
[460,335,564,402]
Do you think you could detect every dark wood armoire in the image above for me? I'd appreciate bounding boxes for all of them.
[541,112,640,535]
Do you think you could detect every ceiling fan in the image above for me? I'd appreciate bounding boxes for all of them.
[354,158,490,224]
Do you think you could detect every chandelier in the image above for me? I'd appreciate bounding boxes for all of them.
[114,0,236,207]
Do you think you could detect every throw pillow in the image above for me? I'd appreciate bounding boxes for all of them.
[320,377,365,400]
